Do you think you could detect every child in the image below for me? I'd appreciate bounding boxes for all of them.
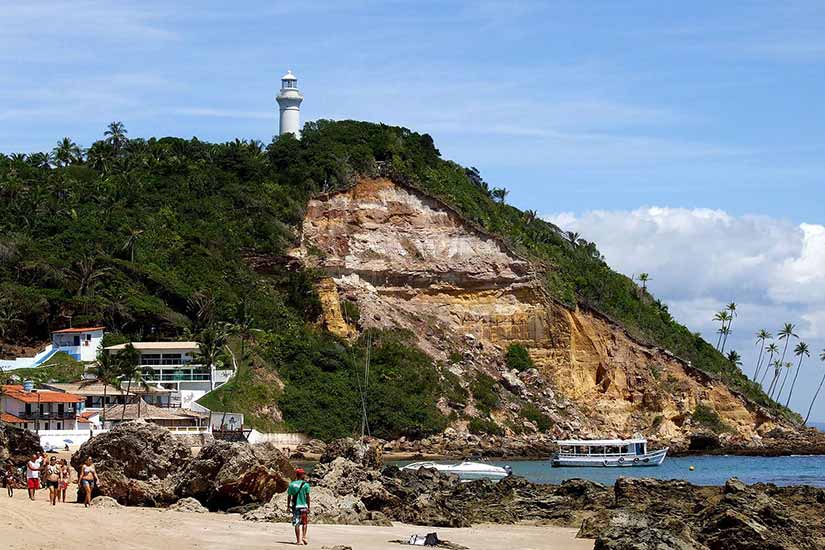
[3,463,14,497]
[59,459,70,503]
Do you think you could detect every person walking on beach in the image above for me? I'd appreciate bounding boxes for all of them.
[26,453,42,500]
[286,468,311,545]
[45,456,61,506]
[59,459,71,503]
[3,462,14,497]
[79,457,99,508]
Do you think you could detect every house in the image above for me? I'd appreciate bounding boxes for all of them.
[101,399,209,431]
[104,342,233,409]
[42,382,175,410]
[0,326,104,370]
[50,327,104,362]
[0,384,85,431]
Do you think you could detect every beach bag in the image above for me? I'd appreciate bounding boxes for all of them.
[406,532,440,546]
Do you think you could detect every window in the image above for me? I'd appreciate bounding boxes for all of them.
[142,353,161,365]
[283,79,296,89]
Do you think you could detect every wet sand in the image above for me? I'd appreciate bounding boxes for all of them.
[0,490,593,550]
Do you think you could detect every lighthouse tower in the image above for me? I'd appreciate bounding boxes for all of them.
[276,70,303,138]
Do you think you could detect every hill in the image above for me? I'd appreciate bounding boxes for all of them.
[0,120,799,443]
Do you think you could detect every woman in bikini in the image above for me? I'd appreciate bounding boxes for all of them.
[80,457,99,508]
[3,462,15,497]
[58,459,71,503]
[45,456,61,506]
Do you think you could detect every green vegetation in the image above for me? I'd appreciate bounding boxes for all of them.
[691,404,734,434]
[468,416,503,436]
[470,373,500,413]
[0,119,797,439]
[519,403,552,432]
[505,343,534,372]
[6,352,85,384]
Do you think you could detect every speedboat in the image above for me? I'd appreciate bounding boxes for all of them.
[551,438,667,467]
[401,460,512,481]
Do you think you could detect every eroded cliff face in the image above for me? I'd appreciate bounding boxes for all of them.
[292,178,780,446]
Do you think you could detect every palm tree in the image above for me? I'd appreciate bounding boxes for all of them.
[0,300,24,340]
[716,325,731,352]
[777,323,798,365]
[567,231,580,245]
[82,351,119,425]
[491,187,508,204]
[752,330,772,381]
[803,349,825,424]
[637,273,651,292]
[104,121,128,154]
[767,360,784,399]
[63,255,112,297]
[774,323,798,399]
[231,301,256,358]
[760,343,779,387]
[726,350,742,369]
[194,324,230,371]
[522,210,537,224]
[115,343,141,421]
[51,137,82,167]
[713,311,731,350]
[720,302,737,353]
[784,342,810,407]
[122,228,144,262]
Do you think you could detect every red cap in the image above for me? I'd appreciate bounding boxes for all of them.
[294,468,306,475]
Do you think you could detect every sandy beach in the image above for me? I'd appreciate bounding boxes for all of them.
[0,491,592,550]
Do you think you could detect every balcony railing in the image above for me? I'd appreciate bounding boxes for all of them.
[141,373,212,382]
[18,411,77,421]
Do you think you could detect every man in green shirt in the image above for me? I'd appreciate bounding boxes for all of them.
[287,468,311,545]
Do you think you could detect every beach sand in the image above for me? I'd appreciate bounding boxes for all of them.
[0,490,593,550]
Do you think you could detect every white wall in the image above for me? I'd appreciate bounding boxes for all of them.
[247,430,310,447]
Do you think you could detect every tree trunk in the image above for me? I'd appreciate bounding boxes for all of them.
[785,356,805,408]
[721,319,732,353]
[804,373,825,424]
[753,344,765,381]
[759,354,774,386]
[122,378,132,422]
[776,367,792,402]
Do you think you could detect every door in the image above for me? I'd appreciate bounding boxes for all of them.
[73,335,81,346]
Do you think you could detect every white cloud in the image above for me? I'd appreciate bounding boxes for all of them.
[545,207,825,417]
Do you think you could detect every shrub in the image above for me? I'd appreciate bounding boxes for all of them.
[471,373,500,413]
[468,416,504,436]
[505,344,534,372]
[520,403,552,432]
[691,404,734,434]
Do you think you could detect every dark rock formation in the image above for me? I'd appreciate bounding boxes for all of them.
[0,425,42,466]
[173,440,293,511]
[319,437,383,468]
[585,477,825,550]
[70,421,190,506]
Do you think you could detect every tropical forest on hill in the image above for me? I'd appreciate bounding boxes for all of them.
[0,120,798,437]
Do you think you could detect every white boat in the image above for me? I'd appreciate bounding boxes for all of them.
[401,460,512,481]
[551,438,667,467]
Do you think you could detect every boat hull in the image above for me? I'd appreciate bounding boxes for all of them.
[551,448,668,468]
[401,461,510,481]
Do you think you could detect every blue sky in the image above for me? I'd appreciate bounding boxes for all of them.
[2,1,824,418]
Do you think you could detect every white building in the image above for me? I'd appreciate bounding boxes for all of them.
[104,342,233,409]
[276,70,303,137]
[0,326,104,370]
[0,384,85,432]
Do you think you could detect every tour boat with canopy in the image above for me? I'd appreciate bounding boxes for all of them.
[551,438,667,467]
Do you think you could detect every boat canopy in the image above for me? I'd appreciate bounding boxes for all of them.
[555,438,646,446]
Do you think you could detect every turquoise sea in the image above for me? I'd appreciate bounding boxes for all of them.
[393,455,825,487]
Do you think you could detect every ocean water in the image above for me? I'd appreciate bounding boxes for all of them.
[393,455,825,487]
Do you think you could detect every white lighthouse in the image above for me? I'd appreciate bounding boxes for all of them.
[276,70,303,138]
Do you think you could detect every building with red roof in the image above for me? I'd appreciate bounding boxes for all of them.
[0,384,85,431]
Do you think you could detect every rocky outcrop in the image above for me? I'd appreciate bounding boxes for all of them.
[584,477,825,550]
[0,425,42,466]
[319,437,383,468]
[70,421,189,506]
[173,440,293,511]
[243,485,391,526]
[292,177,793,448]
[90,496,122,508]
[168,497,209,513]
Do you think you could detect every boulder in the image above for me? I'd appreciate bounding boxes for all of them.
[168,497,209,513]
[70,421,190,506]
[0,425,42,466]
[174,440,293,511]
[319,437,383,469]
[91,496,122,508]
[243,485,391,526]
